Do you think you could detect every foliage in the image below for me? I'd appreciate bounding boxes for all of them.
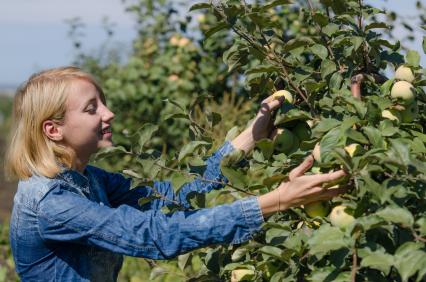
[0,221,18,282]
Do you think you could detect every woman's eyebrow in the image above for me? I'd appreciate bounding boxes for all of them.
[83,97,97,107]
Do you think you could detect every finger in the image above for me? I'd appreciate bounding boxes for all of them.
[303,170,347,187]
[289,155,314,180]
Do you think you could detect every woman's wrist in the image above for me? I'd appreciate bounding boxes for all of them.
[231,127,255,153]
[257,188,287,217]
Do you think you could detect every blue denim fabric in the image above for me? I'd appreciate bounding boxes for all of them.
[9,141,264,281]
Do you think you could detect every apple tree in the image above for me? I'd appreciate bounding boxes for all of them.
[177,0,426,281]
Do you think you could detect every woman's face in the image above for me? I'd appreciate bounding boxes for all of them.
[59,78,115,160]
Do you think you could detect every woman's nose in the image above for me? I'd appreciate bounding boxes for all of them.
[102,106,115,121]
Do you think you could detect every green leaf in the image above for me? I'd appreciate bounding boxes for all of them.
[376,206,414,227]
[178,253,192,271]
[363,126,385,148]
[178,141,210,161]
[204,21,229,39]
[313,12,329,27]
[231,247,249,261]
[388,139,411,167]
[256,138,275,159]
[319,127,346,162]
[223,43,249,72]
[189,2,210,11]
[149,266,167,280]
[310,44,328,59]
[274,109,312,126]
[307,224,351,256]
[406,50,420,67]
[359,175,390,204]
[423,36,426,54]
[283,37,314,52]
[312,118,341,136]
[365,22,388,30]
[171,173,195,192]
[259,246,287,261]
[360,249,394,275]
[220,166,247,188]
[261,0,293,11]
[320,59,336,78]
[394,242,426,281]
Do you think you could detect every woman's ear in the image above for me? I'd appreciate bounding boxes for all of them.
[42,120,63,141]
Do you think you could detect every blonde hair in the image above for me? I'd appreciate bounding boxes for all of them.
[4,66,105,180]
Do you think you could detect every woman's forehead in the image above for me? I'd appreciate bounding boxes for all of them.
[66,79,100,108]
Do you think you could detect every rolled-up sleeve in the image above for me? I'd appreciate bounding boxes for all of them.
[37,184,264,259]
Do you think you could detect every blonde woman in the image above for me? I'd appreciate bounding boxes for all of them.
[5,67,346,281]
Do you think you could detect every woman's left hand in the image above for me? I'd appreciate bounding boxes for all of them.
[231,94,285,152]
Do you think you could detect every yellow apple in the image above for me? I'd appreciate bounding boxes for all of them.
[329,205,355,229]
[344,143,363,157]
[272,90,293,104]
[390,81,415,104]
[395,65,415,83]
[304,201,330,218]
[400,102,418,123]
[312,142,321,162]
[231,269,255,282]
[381,109,401,122]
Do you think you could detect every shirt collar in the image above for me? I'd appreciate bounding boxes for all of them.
[57,167,91,194]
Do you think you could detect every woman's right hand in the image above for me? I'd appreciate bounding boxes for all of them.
[258,155,347,217]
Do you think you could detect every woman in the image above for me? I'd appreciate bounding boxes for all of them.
[5,67,346,281]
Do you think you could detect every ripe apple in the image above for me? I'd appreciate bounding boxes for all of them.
[231,269,255,282]
[272,90,293,104]
[304,201,330,218]
[400,102,418,123]
[381,109,401,122]
[395,65,415,83]
[390,81,415,104]
[312,143,321,162]
[329,205,355,229]
[344,143,363,157]
[274,128,297,154]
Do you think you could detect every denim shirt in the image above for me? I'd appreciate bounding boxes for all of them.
[9,142,264,281]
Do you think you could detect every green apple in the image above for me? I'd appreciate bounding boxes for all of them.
[274,128,297,154]
[272,90,293,104]
[381,109,401,122]
[312,143,321,162]
[292,122,311,141]
[344,143,363,157]
[304,201,330,218]
[395,65,415,83]
[231,269,255,282]
[329,205,355,229]
[400,102,418,123]
[390,81,415,104]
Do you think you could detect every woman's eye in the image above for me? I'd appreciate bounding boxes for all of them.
[86,105,97,113]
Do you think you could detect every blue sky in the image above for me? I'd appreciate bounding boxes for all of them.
[0,0,424,87]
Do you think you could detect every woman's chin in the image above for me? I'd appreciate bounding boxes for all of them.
[98,140,114,148]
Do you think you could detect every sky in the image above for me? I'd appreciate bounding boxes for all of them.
[0,0,425,89]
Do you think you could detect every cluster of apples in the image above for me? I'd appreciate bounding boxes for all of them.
[382,65,418,123]
[270,90,355,229]
[270,90,312,155]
